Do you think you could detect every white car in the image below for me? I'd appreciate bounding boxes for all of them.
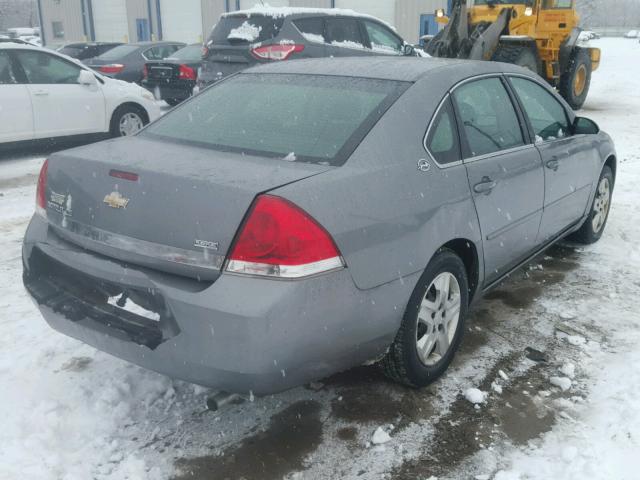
[624,30,639,38]
[0,42,160,144]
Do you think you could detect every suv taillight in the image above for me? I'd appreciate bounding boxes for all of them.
[251,44,304,61]
[36,159,48,218]
[179,64,197,80]
[226,195,344,278]
[142,64,148,79]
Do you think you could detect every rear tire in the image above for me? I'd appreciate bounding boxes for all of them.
[165,98,182,107]
[492,43,541,76]
[109,104,148,138]
[559,48,592,110]
[381,249,469,388]
[569,166,613,244]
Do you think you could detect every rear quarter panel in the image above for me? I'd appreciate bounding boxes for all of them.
[275,74,483,292]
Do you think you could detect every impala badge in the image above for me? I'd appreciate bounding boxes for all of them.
[103,191,130,209]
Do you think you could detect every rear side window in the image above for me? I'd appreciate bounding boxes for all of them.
[143,74,409,166]
[208,15,285,45]
[426,98,460,165]
[325,18,365,48]
[0,51,16,84]
[294,17,326,43]
[452,77,525,158]
[509,77,570,142]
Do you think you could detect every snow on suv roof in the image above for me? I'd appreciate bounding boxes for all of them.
[222,5,396,30]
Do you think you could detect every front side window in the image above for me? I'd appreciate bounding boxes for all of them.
[325,18,365,48]
[363,21,403,54]
[143,73,409,166]
[14,51,82,84]
[0,51,17,84]
[452,77,525,158]
[509,77,570,142]
[426,98,460,165]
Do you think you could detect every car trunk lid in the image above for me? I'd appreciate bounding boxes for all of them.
[44,137,331,281]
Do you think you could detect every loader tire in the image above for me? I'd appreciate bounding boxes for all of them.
[492,44,541,75]
[559,48,592,110]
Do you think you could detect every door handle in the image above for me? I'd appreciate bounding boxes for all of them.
[473,177,497,195]
[546,159,560,171]
[33,90,49,96]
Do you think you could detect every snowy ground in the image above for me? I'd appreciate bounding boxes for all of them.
[1,38,639,480]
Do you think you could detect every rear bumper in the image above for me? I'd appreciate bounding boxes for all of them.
[22,215,407,395]
[142,80,195,101]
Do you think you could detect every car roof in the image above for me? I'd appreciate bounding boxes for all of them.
[0,41,39,50]
[243,56,536,83]
[128,41,185,47]
[222,5,396,29]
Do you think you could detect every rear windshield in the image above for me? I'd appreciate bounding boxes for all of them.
[166,44,202,62]
[58,45,84,56]
[143,74,409,166]
[207,15,285,45]
[96,44,138,60]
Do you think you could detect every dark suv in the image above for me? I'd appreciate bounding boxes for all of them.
[198,8,414,88]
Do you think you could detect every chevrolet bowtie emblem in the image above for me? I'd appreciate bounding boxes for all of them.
[103,191,130,209]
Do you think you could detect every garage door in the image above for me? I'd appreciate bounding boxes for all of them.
[160,0,203,44]
[93,0,129,43]
[335,0,396,29]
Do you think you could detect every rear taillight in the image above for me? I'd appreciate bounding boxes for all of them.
[226,195,344,278]
[179,64,197,80]
[251,44,305,61]
[99,64,125,74]
[36,159,48,218]
[201,45,209,58]
[142,64,148,79]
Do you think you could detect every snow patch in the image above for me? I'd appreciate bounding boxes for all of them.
[464,388,488,404]
[550,376,572,392]
[371,427,391,445]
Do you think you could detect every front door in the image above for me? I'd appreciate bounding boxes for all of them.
[453,76,545,284]
[13,50,106,138]
[507,76,596,242]
[0,50,34,142]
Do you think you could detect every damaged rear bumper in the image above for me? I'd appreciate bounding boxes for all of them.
[22,215,405,395]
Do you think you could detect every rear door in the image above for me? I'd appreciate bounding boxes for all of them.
[0,49,33,142]
[13,50,106,138]
[453,76,545,284]
[507,76,597,242]
[324,17,370,57]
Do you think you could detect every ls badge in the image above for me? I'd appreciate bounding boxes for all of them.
[103,191,130,209]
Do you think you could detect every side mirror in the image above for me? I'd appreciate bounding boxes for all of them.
[78,69,97,86]
[573,116,600,135]
[403,43,416,56]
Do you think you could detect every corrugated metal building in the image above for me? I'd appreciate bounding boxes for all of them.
[37,0,449,47]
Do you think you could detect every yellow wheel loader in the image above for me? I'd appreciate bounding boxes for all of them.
[426,0,601,109]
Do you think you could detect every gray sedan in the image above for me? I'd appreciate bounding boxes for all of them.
[23,57,616,395]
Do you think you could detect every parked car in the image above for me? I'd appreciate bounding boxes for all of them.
[198,6,415,88]
[23,57,616,395]
[57,42,123,61]
[0,43,160,145]
[18,35,42,47]
[142,44,202,106]
[86,41,185,84]
[0,37,39,47]
[624,30,639,38]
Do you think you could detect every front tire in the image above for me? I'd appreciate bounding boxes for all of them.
[381,249,469,388]
[559,48,592,110]
[110,104,148,138]
[492,43,541,76]
[569,166,613,244]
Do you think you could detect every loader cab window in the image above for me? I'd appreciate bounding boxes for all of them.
[542,0,574,8]
[452,77,525,158]
[473,0,529,4]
